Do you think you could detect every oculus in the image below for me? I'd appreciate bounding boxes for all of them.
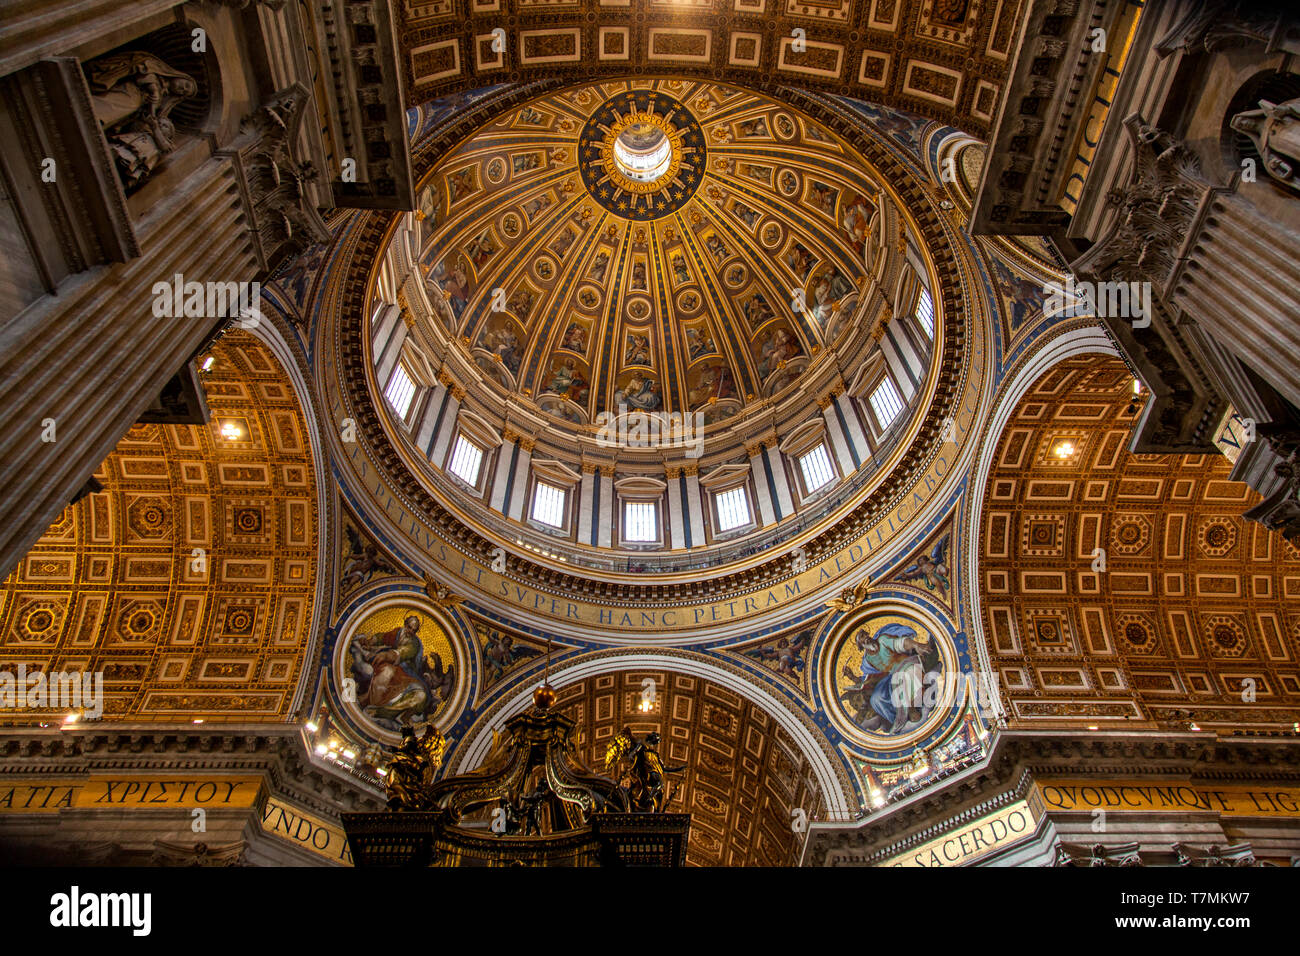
[579,90,706,221]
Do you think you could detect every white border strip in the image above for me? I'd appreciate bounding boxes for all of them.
[252,317,335,720]
[961,323,1117,693]
[451,651,852,815]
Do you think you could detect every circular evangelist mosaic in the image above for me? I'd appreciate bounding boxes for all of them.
[335,604,460,738]
[578,90,706,221]
[822,603,961,750]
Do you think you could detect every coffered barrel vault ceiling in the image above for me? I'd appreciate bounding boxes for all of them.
[397,0,1024,139]
[0,333,319,722]
[551,670,824,865]
[978,356,1300,732]
[415,79,883,426]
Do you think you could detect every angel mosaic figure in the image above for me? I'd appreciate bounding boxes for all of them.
[483,631,541,682]
[340,525,398,594]
[896,535,951,595]
[746,630,811,679]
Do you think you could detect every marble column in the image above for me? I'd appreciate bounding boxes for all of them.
[666,468,687,550]
[878,322,923,401]
[597,471,614,549]
[684,469,706,547]
[413,383,451,461]
[373,305,407,392]
[821,396,858,474]
[764,447,795,519]
[506,439,533,522]
[577,468,597,546]
[489,439,518,514]
[748,445,777,527]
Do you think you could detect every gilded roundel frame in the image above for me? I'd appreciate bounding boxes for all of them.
[332,593,472,745]
[819,599,962,752]
[578,88,706,221]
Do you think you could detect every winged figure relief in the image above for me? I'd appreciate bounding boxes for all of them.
[825,580,870,613]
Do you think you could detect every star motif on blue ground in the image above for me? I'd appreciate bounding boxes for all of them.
[578,90,707,222]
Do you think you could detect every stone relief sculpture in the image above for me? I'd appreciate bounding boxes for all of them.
[86,51,198,190]
[1231,97,1300,191]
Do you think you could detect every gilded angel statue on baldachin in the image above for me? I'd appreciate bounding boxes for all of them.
[384,725,447,811]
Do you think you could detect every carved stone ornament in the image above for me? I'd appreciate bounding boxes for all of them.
[1154,1,1295,57]
[212,0,289,9]
[1173,842,1261,866]
[1242,450,1300,539]
[1087,120,1206,287]
[1230,97,1300,191]
[233,83,331,268]
[85,51,197,191]
[1054,841,1142,867]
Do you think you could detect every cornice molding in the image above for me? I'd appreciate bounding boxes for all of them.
[0,726,386,820]
[802,730,1300,865]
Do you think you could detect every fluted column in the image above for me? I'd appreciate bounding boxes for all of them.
[1171,191,1300,411]
[0,164,260,579]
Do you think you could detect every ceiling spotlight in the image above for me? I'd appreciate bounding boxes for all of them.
[193,719,204,724]
[1131,378,1143,396]
[305,721,319,733]
[63,712,79,724]
[1052,440,1076,459]
[220,420,242,441]
[1189,722,1201,732]
[200,356,215,372]
[315,744,328,756]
